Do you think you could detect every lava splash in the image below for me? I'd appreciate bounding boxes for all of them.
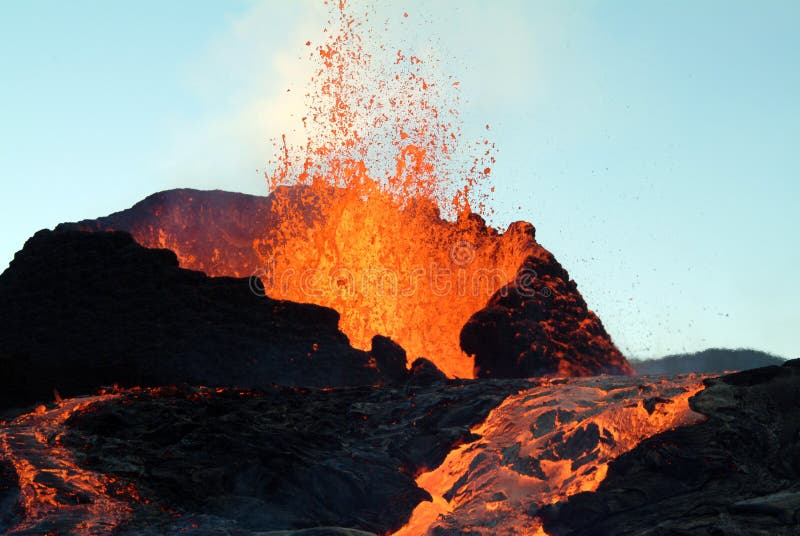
[257,0,502,378]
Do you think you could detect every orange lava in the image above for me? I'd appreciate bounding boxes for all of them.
[0,380,709,534]
[393,374,709,535]
[0,386,259,534]
[254,1,519,378]
[254,187,535,378]
[84,1,632,380]
[0,393,134,535]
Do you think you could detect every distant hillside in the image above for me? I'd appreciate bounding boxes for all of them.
[630,348,787,375]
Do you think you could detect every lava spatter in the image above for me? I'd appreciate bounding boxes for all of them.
[60,1,630,380]
[255,1,502,377]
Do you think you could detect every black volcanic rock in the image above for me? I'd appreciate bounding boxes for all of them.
[0,229,388,409]
[629,347,786,375]
[461,251,633,378]
[57,380,531,535]
[369,335,409,384]
[410,357,448,384]
[0,459,18,534]
[540,359,800,535]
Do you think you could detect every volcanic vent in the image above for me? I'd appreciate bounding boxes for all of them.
[63,187,631,379]
[62,1,631,379]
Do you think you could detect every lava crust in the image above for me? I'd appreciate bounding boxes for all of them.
[540,359,800,535]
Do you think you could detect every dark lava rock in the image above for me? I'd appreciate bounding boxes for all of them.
[56,188,276,278]
[0,459,19,534]
[60,380,531,534]
[410,358,448,385]
[0,230,389,409]
[460,248,633,378]
[540,359,800,535]
[369,335,408,384]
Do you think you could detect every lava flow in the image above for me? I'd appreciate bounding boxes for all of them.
[0,393,133,535]
[0,377,710,535]
[394,374,708,535]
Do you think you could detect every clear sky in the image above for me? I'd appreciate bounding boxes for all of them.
[1,0,797,359]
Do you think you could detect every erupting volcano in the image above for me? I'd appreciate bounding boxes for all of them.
[2,1,795,535]
[63,0,631,380]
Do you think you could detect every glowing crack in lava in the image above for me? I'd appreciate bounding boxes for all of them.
[394,374,708,535]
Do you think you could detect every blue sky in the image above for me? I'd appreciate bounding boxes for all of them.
[1,0,797,359]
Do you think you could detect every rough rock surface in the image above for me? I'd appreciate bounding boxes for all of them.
[540,359,800,535]
[0,230,417,409]
[410,357,449,384]
[461,251,633,378]
[58,188,632,379]
[49,380,530,535]
[0,460,16,532]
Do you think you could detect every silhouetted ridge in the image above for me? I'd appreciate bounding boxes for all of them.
[57,187,633,379]
[630,348,786,375]
[0,229,422,409]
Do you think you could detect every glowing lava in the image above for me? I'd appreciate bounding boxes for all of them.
[255,1,503,378]
[393,374,708,535]
[0,379,711,534]
[64,1,632,380]
[253,187,535,378]
[0,393,134,535]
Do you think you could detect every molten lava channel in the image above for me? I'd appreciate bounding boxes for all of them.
[0,377,708,535]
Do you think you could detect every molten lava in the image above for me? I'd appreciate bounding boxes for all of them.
[253,187,534,378]
[255,1,502,378]
[0,393,133,534]
[0,378,709,534]
[63,1,631,379]
[393,374,708,535]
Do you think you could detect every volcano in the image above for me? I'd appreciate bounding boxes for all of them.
[2,206,797,535]
[2,1,794,534]
[58,186,632,380]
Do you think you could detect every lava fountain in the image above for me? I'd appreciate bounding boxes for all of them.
[250,1,629,379]
[255,1,508,378]
[62,1,632,379]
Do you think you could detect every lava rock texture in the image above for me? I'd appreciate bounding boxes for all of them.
[461,248,633,378]
[540,359,800,535]
[61,380,531,535]
[0,230,422,409]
